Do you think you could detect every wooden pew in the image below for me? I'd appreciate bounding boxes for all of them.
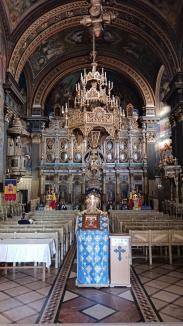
[129,229,183,265]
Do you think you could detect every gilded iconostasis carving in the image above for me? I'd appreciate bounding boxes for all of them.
[0,0,183,207]
[45,69,144,117]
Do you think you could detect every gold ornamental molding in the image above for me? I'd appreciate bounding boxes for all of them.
[7,2,179,82]
[32,56,155,108]
[7,1,88,81]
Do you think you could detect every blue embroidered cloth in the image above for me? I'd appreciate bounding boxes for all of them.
[76,215,109,287]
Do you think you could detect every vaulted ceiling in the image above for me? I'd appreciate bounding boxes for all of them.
[0,0,183,113]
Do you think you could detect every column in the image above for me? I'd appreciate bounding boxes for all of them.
[81,172,86,207]
[143,117,159,179]
[115,139,119,163]
[102,172,106,209]
[31,134,42,199]
[82,137,87,163]
[70,134,75,162]
[115,172,120,209]
[40,173,45,197]
[166,72,183,167]
[0,31,6,202]
[68,174,73,204]
[142,115,159,204]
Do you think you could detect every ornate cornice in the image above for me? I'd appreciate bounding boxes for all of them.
[7,2,179,83]
[32,55,155,109]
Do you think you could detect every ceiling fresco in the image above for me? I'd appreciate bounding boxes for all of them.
[3,0,183,31]
[4,0,43,30]
[44,69,144,117]
[146,0,183,27]
[29,26,161,88]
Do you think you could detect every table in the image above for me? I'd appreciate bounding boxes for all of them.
[0,239,56,281]
[76,215,109,287]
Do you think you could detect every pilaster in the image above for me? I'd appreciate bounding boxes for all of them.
[142,115,159,179]
[165,72,183,167]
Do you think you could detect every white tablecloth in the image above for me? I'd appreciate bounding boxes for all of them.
[0,239,56,268]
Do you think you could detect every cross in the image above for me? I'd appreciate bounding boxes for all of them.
[114,246,126,261]
[80,0,116,38]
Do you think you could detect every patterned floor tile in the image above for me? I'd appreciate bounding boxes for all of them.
[165,284,183,295]
[16,291,44,304]
[0,281,19,291]
[61,296,95,310]
[28,298,46,312]
[160,303,183,320]
[173,296,183,307]
[118,290,134,301]
[0,314,11,323]
[151,297,168,310]
[0,297,23,313]
[159,312,182,322]
[144,279,169,289]
[0,292,10,301]
[152,290,179,303]
[58,310,96,323]
[156,275,179,284]
[1,243,183,324]
[82,303,116,320]
[63,290,79,302]
[4,285,31,296]
[36,286,51,295]
[2,305,36,322]
[144,285,159,295]
[15,313,39,324]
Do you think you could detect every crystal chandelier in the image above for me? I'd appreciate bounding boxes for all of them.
[74,33,120,111]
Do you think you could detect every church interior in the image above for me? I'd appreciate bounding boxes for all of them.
[0,0,183,324]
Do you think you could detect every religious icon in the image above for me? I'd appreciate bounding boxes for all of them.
[82,214,100,229]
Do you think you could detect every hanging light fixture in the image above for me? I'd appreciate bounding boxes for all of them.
[74,32,119,111]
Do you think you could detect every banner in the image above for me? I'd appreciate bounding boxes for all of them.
[4,179,17,201]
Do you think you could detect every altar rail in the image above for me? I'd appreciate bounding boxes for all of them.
[129,229,183,265]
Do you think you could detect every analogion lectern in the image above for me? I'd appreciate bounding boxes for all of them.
[109,234,131,287]
[76,192,109,287]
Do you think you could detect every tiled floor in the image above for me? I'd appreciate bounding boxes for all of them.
[0,254,183,323]
[0,267,57,324]
[134,259,183,322]
[57,259,142,323]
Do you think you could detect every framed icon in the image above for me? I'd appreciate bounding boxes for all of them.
[82,214,100,230]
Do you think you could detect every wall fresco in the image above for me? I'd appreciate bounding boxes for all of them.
[148,0,182,27]
[5,0,42,30]
[29,26,161,87]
